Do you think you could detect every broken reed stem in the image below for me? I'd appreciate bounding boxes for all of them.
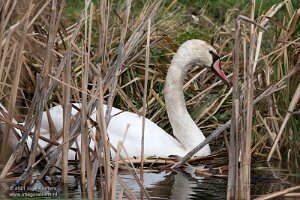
[227,17,241,200]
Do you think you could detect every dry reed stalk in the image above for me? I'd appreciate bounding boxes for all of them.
[117,176,138,200]
[171,48,298,170]
[0,80,42,179]
[78,0,91,198]
[230,1,299,198]
[225,1,290,198]
[239,1,256,199]
[83,2,94,199]
[283,193,300,198]
[21,0,64,186]
[93,78,111,199]
[140,18,151,199]
[96,1,128,198]
[111,142,122,200]
[112,142,150,199]
[256,111,281,159]
[1,0,33,163]
[25,0,91,181]
[1,0,292,194]
[195,95,220,118]
[186,72,233,104]
[254,185,300,200]
[97,0,109,71]
[171,120,231,169]
[0,25,19,164]
[103,0,161,90]
[104,0,131,126]
[267,82,300,161]
[61,0,71,186]
[248,1,286,164]
[198,87,232,126]
[227,16,241,200]
[117,158,176,165]
[116,85,141,114]
[87,1,160,198]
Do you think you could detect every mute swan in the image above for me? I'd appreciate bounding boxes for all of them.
[3,39,229,160]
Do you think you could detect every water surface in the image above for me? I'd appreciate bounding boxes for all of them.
[1,160,299,199]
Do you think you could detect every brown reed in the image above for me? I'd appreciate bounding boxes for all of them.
[0,0,299,199]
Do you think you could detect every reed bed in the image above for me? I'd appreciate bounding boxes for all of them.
[0,0,299,199]
[226,0,300,199]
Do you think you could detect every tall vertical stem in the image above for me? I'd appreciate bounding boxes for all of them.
[227,19,241,200]
[240,1,255,199]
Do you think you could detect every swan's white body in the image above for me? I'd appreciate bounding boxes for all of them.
[39,104,201,159]
[6,103,208,160]
[4,39,230,160]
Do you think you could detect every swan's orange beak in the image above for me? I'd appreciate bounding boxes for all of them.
[212,59,230,84]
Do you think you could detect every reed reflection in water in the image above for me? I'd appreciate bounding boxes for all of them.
[0,160,299,199]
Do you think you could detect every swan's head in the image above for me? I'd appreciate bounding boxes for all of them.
[175,39,230,83]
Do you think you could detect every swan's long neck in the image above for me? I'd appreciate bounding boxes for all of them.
[165,53,206,151]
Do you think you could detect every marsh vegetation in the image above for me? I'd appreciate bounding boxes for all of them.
[0,0,299,199]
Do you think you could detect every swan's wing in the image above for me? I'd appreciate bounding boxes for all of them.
[40,103,80,131]
[39,104,185,159]
[107,109,185,158]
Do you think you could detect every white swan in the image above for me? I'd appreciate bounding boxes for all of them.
[3,39,229,160]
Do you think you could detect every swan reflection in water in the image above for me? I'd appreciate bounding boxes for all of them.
[118,169,226,200]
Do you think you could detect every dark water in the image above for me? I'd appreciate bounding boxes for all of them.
[0,161,299,199]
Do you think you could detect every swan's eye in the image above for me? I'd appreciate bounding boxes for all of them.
[208,50,220,65]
